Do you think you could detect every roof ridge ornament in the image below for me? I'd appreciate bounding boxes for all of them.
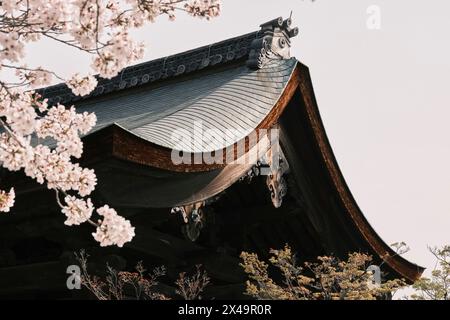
[247,16,299,70]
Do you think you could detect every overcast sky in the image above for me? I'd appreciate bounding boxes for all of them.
[19,0,450,279]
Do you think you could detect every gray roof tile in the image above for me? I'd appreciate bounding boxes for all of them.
[76,58,297,153]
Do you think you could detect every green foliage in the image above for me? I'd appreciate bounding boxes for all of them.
[410,246,450,300]
[240,245,405,300]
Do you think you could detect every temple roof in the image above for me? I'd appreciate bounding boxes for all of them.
[75,59,296,153]
[39,16,299,154]
[3,17,424,292]
[39,16,299,106]
[39,30,262,106]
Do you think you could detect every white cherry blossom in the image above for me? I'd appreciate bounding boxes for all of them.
[67,74,98,97]
[0,0,220,247]
[92,206,135,248]
[62,196,94,226]
[0,188,15,213]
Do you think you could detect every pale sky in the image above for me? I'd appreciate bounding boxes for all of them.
[19,0,450,278]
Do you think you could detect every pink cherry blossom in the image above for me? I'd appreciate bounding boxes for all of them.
[0,0,220,247]
[67,74,98,97]
[62,196,94,226]
[92,205,135,247]
[0,188,15,213]
[0,133,33,171]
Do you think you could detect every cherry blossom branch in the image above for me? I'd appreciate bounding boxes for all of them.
[2,63,66,82]
[0,0,221,247]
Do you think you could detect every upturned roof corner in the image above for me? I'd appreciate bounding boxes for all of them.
[247,16,299,70]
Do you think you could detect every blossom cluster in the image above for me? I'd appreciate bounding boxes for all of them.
[185,0,221,19]
[0,188,15,213]
[62,196,94,226]
[0,0,220,247]
[67,74,98,97]
[93,206,136,248]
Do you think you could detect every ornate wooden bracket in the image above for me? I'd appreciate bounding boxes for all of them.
[264,147,289,208]
[171,196,220,242]
[240,146,290,208]
[171,202,205,242]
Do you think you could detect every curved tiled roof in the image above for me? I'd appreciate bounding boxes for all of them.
[38,31,261,106]
[32,17,424,284]
[75,58,296,153]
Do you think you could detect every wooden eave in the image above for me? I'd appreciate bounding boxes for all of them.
[3,58,424,284]
[79,62,424,283]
